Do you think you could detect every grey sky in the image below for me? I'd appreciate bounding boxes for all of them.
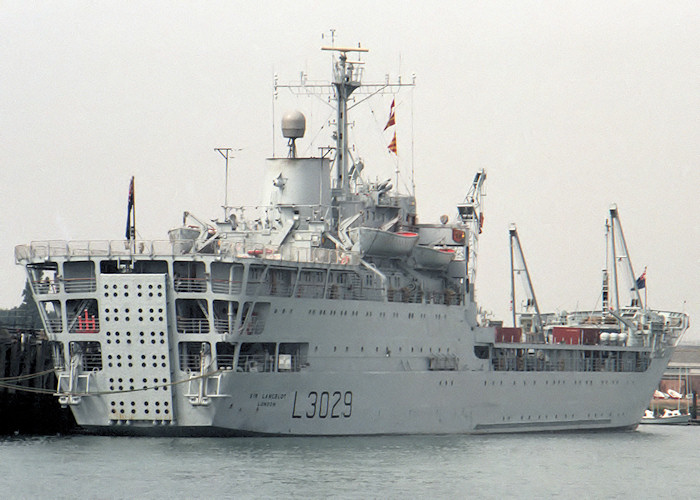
[2,1,698,340]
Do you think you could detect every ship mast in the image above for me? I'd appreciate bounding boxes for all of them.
[215,147,242,220]
[275,43,415,234]
[321,46,367,193]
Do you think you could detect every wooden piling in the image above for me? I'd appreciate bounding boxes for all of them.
[0,329,76,435]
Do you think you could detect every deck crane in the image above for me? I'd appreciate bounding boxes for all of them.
[607,204,644,312]
[457,169,486,294]
[509,224,544,342]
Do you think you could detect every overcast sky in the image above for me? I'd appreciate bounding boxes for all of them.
[2,1,698,341]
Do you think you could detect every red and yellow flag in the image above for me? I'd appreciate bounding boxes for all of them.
[385,99,397,154]
[387,131,397,154]
[384,98,395,130]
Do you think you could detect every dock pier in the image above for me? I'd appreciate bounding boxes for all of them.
[0,327,75,435]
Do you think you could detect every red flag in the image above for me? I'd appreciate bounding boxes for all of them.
[384,99,395,130]
[388,131,397,154]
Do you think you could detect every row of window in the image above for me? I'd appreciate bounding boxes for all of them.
[484,347,651,373]
[40,294,453,336]
[29,259,462,306]
[52,341,309,374]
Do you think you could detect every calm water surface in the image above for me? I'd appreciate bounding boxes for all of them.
[1,426,699,498]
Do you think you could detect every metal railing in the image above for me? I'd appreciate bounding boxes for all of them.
[44,318,62,334]
[491,350,651,373]
[16,239,360,267]
[254,281,293,297]
[68,318,100,334]
[179,353,204,372]
[176,317,210,334]
[16,240,185,262]
[295,283,326,299]
[213,318,236,334]
[238,354,274,373]
[173,278,207,293]
[81,352,103,371]
[64,277,97,293]
[216,354,236,370]
[31,279,60,294]
[238,317,263,336]
[17,240,471,309]
[211,279,243,294]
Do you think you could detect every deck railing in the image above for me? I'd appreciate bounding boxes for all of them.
[216,354,236,370]
[179,353,204,372]
[176,317,210,334]
[211,279,243,294]
[63,277,97,293]
[31,279,60,295]
[492,349,652,373]
[173,277,207,293]
[237,354,274,372]
[213,318,236,334]
[44,318,63,334]
[16,239,360,267]
[18,240,468,307]
[237,317,263,336]
[80,351,103,371]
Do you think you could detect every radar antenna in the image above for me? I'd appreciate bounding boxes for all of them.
[281,110,306,158]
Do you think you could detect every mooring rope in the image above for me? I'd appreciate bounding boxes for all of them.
[0,368,224,397]
[0,367,56,382]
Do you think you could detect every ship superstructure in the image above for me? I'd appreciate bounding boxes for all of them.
[15,46,688,435]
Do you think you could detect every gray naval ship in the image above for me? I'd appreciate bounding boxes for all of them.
[15,45,689,435]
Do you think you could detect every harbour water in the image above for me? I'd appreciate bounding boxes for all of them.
[1,426,699,498]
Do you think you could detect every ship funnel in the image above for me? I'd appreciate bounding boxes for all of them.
[282,110,306,158]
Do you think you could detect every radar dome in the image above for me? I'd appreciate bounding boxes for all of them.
[282,110,306,139]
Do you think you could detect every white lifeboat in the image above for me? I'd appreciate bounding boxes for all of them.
[413,245,455,269]
[349,227,419,257]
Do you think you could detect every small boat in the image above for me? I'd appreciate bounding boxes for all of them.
[413,245,455,269]
[667,389,683,399]
[168,227,200,254]
[349,227,418,257]
[640,408,690,425]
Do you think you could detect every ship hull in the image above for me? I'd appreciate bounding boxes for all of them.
[68,350,671,436]
[14,253,681,437]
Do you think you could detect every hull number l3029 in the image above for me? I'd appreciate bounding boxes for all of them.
[291,391,352,419]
